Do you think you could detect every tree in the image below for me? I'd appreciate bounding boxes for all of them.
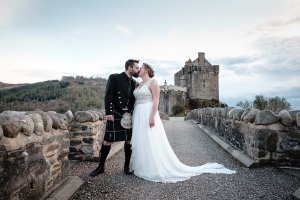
[239,95,291,114]
[267,96,291,114]
[236,100,252,109]
[253,95,268,110]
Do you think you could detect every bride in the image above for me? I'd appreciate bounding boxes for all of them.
[131,63,235,183]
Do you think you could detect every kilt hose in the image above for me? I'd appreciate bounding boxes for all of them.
[104,111,132,142]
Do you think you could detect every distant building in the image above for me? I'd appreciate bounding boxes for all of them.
[159,52,219,115]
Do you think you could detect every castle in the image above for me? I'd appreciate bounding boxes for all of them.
[159,52,219,115]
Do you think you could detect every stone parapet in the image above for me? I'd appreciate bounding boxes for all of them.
[0,110,70,200]
[186,108,300,167]
[68,110,106,161]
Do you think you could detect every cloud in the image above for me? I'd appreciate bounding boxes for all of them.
[137,58,182,85]
[114,25,131,36]
[258,16,300,28]
[0,0,32,27]
[214,56,258,66]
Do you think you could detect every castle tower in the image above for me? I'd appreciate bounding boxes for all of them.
[174,52,219,100]
[198,52,205,66]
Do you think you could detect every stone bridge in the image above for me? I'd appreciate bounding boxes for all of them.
[1,109,300,199]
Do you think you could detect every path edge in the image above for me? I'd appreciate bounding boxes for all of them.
[44,141,124,200]
[190,120,300,199]
[190,120,259,169]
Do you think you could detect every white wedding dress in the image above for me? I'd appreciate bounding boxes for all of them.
[131,79,235,183]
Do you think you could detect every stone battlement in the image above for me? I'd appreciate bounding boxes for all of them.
[0,109,107,199]
[186,108,300,167]
[0,110,70,200]
[68,110,106,161]
[160,85,187,92]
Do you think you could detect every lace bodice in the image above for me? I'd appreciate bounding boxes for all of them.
[134,79,153,104]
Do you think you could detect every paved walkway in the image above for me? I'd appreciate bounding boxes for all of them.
[69,118,300,200]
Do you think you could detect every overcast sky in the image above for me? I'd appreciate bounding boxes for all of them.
[0,0,299,108]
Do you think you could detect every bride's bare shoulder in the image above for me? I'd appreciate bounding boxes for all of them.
[149,79,159,89]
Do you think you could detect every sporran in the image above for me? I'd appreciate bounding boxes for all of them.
[120,112,132,129]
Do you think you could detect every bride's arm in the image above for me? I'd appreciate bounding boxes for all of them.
[149,79,160,128]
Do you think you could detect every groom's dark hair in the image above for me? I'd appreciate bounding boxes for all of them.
[125,59,139,70]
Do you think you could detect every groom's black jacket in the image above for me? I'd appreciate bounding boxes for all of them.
[105,72,136,116]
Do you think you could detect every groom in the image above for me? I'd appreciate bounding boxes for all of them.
[90,59,140,177]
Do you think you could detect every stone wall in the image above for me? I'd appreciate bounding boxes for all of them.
[186,107,300,167]
[68,110,106,161]
[0,110,70,200]
[159,87,187,116]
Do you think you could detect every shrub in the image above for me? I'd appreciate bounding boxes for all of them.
[172,104,185,115]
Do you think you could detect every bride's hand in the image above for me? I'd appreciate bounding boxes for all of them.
[149,115,155,128]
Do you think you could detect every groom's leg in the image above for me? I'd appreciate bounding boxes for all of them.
[124,140,133,175]
[89,141,112,177]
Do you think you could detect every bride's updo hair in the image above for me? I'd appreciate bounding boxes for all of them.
[143,63,155,78]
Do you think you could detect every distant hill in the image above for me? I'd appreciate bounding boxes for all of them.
[0,76,107,113]
[0,81,28,90]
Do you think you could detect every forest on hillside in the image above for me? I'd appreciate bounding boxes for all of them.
[0,76,107,113]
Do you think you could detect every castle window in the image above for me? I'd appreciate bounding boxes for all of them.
[203,80,205,87]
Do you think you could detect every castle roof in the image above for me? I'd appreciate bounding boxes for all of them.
[192,58,212,67]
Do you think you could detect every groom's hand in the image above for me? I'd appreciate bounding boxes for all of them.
[106,115,114,121]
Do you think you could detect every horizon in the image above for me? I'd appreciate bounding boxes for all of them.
[0,0,299,109]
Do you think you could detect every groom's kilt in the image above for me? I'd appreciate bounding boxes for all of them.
[104,111,132,142]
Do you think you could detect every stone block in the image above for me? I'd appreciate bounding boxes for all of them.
[68,124,92,131]
[243,109,260,123]
[0,125,3,139]
[255,110,279,125]
[74,111,98,123]
[47,111,61,129]
[2,111,36,137]
[69,147,79,152]
[90,109,105,120]
[55,134,64,142]
[80,145,95,154]
[83,138,95,144]
[241,108,251,121]
[88,110,100,121]
[0,114,21,138]
[56,113,68,130]
[47,144,59,152]
[65,110,74,124]
[70,140,82,146]
[57,149,70,160]
[34,110,53,132]
[228,108,244,121]
[278,110,293,127]
[46,152,56,159]
[43,135,56,144]
[69,131,95,137]
[296,112,300,127]
[253,128,278,151]
[62,140,70,149]
[27,113,44,136]
[51,168,61,177]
